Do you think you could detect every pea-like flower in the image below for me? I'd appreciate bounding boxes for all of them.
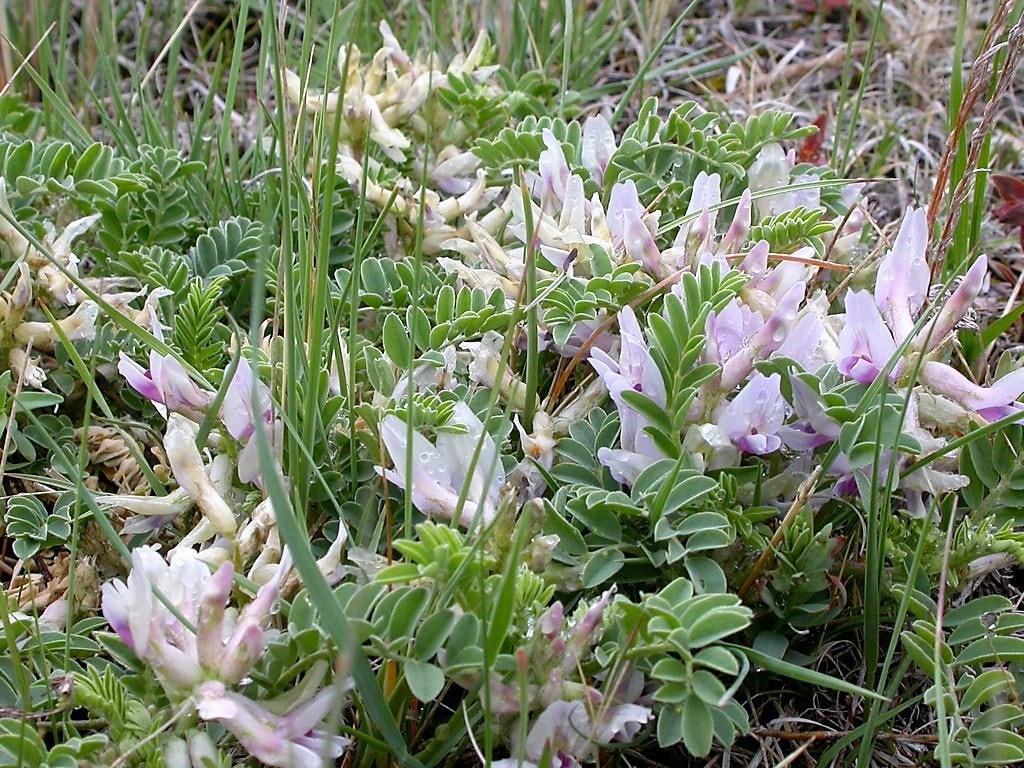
[101,545,288,694]
[222,356,282,488]
[119,350,214,418]
[589,305,668,484]
[378,401,505,527]
[715,373,788,454]
[921,361,1024,423]
[195,681,348,768]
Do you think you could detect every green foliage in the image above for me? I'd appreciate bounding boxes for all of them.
[111,245,191,294]
[2,492,73,560]
[169,276,228,377]
[0,95,41,137]
[0,719,107,768]
[612,577,752,756]
[187,217,263,284]
[377,522,494,611]
[436,71,516,144]
[961,423,1024,526]
[73,666,155,755]
[94,145,205,258]
[609,99,818,216]
[0,382,74,470]
[539,260,650,349]
[471,116,582,181]
[748,205,835,256]
[758,505,846,629]
[388,390,466,434]
[0,138,142,217]
[902,596,1024,766]
[642,264,747,445]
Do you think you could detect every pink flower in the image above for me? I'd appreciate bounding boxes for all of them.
[716,373,788,454]
[922,361,1024,423]
[912,255,987,353]
[589,305,668,484]
[607,181,662,276]
[195,681,348,768]
[581,115,616,186]
[101,545,288,694]
[118,300,214,416]
[221,356,280,487]
[874,206,929,342]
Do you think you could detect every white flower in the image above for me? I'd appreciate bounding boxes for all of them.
[378,402,504,527]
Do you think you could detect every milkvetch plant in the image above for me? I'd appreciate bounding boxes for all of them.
[2,8,1024,768]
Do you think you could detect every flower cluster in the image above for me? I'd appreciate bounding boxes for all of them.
[479,588,650,768]
[0,183,102,388]
[102,545,348,767]
[584,186,1012,515]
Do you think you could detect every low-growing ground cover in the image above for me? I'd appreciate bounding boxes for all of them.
[1,1,1024,766]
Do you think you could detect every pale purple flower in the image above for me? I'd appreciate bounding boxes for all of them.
[535,130,570,214]
[774,308,825,372]
[430,148,480,195]
[719,281,805,391]
[704,298,763,368]
[673,171,721,262]
[195,681,348,768]
[912,254,987,353]
[119,351,213,415]
[101,545,206,692]
[748,144,820,218]
[222,356,280,487]
[718,188,753,257]
[607,180,662,276]
[778,377,841,451]
[922,361,1024,423]
[509,698,651,768]
[874,206,929,341]
[222,357,274,442]
[752,255,812,302]
[101,545,288,695]
[837,290,902,385]
[379,402,505,527]
[716,373,787,454]
[581,115,616,186]
[589,305,667,484]
[738,238,769,281]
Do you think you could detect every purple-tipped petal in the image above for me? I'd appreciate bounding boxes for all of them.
[913,255,987,353]
[118,353,164,402]
[922,361,1024,423]
[716,373,787,455]
[875,206,929,341]
[837,290,900,384]
[195,562,234,671]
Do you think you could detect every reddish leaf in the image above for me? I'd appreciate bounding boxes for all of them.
[796,113,828,166]
[992,174,1024,251]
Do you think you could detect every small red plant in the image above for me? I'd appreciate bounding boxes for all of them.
[992,174,1024,250]
[796,113,829,166]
